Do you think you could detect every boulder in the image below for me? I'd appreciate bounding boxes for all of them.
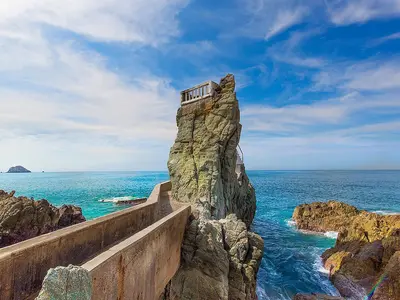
[0,190,85,247]
[163,75,263,300]
[36,265,92,300]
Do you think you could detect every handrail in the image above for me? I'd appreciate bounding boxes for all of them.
[237,144,244,164]
[180,81,217,105]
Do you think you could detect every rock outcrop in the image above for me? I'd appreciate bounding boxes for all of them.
[7,165,31,173]
[164,74,263,300]
[36,265,92,300]
[293,201,400,300]
[0,190,86,247]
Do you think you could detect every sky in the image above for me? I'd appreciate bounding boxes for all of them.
[0,0,400,171]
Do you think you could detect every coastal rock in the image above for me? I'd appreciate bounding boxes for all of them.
[168,74,256,228]
[293,201,400,300]
[292,201,360,233]
[7,165,31,173]
[164,75,263,300]
[0,190,85,247]
[36,265,92,300]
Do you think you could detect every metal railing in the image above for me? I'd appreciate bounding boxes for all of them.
[180,81,218,105]
[237,144,244,164]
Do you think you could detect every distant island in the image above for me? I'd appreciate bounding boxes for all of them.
[7,166,31,173]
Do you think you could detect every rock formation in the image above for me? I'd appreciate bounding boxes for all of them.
[0,190,86,247]
[163,74,264,300]
[7,165,31,173]
[36,265,92,300]
[293,201,400,300]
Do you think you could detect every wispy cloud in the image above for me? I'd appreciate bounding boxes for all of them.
[312,59,400,91]
[0,0,189,44]
[265,7,308,40]
[325,0,400,25]
[370,32,400,46]
[267,29,326,68]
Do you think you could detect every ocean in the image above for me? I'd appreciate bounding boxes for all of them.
[1,170,399,299]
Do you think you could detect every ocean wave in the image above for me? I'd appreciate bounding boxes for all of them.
[324,231,338,239]
[286,219,296,227]
[312,251,330,275]
[372,210,400,216]
[99,196,135,203]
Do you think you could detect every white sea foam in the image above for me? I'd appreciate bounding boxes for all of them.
[324,231,339,239]
[99,196,135,203]
[373,210,399,216]
[286,219,296,227]
[313,253,330,275]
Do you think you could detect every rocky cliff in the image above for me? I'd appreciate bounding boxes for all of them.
[163,74,264,300]
[0,190,85,247]
[293,201,400,300]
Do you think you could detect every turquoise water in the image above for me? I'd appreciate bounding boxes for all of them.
[1,170,400,299]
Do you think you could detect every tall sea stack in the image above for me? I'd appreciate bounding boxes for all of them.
[163,74,264,300]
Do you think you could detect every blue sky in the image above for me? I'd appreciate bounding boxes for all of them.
[0,0,399,171]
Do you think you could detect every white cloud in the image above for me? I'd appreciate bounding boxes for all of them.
[0,0,190,171]
[370,32,400,46]
[313,59,400,91]
[241,92,400,133]
[326,0,400,25]
[0,0,188,44]
[265,7,308,40]
[267,29,326,68]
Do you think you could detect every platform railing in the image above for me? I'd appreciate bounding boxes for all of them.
[180,81,218,105]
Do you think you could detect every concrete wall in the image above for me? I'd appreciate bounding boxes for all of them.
[83,205,191,300]
[0,181,172,300]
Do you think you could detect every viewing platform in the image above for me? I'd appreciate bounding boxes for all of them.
[180,80,218,105]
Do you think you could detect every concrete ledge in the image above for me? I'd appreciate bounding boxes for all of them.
[83,205,191,300]
[0,181,172,300]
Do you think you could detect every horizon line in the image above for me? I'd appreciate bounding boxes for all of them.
[1,169,400,173]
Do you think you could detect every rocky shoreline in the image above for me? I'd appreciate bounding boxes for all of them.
[0,190,85,247]
[292,201,400,300]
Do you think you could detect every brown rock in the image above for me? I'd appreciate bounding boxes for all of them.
[0,190,85,247]
[292,201,359,233]
[293,201,400,300]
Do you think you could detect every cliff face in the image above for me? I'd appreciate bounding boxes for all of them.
[0,190,85,247]
[168,74,256,227]
[164,75,263,300]
[293,201,400,300]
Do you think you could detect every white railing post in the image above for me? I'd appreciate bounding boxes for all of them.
[180,81,218,106]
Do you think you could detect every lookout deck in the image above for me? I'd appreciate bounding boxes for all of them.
[180,80,218,105]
